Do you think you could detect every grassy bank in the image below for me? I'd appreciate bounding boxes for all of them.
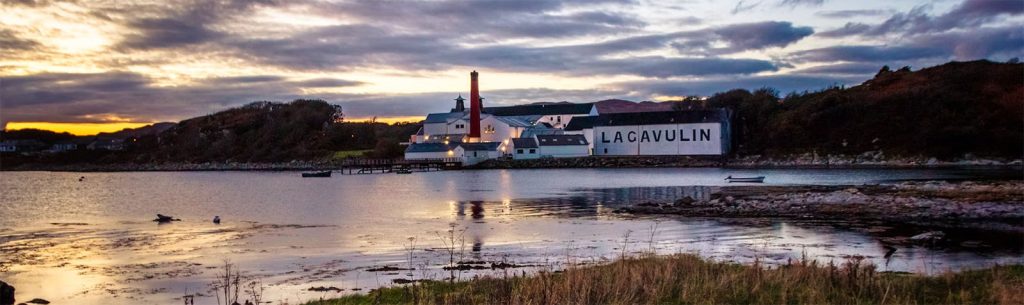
[306,254,1023,305]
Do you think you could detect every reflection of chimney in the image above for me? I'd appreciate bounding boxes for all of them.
[469,70,481,140]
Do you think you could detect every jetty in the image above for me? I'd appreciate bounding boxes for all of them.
[338,158,462,174]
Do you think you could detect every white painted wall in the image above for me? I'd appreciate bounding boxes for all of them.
[593,123,723,156]
[479,115,522,144]
[455,146,502,165]
[539,145,589,158]
[405,151,454,160]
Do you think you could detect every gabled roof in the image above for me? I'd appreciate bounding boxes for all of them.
[590,109,729,126]
[536,134,588,146]
[520,124,563,138]
[492,116,534,128]
[511,138,538,149]
[424,112,464,124]
[564,116,597,131]
[484,103,594,116]
[458,142,501,151]
[405,142,458,153]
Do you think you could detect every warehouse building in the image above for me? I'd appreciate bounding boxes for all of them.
[567,109,731,156]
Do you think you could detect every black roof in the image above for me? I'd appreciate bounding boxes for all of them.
[511,138,538,148]
[405,142,457,153]
[484,103,594,116]
[536,134,588,146]
[590,109,729,127]
[564,116,597,131]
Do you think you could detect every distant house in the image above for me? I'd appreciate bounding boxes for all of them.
[48,141,79,153]
[0,140,47,153]
[511,138,539,160]
[0,141,16,152]
[455,142,503,165]
[87,138,125,151]
[536,134,589,158]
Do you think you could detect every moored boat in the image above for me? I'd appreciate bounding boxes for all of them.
[302,170,332,178]
[725,175,765,183]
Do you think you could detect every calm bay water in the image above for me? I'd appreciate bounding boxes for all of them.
[0,168,1021,304]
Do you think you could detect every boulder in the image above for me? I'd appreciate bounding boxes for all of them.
[910,231,945,242]
[0,280,13,305]
[675,196,696,206]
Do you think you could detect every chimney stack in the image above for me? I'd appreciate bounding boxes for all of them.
[468,70,481,140]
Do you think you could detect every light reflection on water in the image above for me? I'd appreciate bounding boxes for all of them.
[0,168,1021,304]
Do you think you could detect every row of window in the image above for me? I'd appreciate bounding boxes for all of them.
[516,149,537,154]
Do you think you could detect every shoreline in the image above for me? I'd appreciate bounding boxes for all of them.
[614,181,1024,233]
[2,158,1022,172]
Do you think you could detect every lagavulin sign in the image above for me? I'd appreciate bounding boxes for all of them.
[593,123,723,155]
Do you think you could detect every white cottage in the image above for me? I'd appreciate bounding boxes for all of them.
[536,134,589,158]
[455,142,503,165]
[510,138,540,160]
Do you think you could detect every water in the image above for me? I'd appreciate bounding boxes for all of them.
[0,168,1020,304]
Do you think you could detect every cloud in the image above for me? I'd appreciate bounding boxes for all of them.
[816,9,889,18]
[732,0,762,14]
[792,25,1023,63]
[792,63,886,75]
[0,71,361,123]
[0,29,40,52]
[703,21,814,53]
[612,74,866,97]
[819,0,1023,38]
[779,0,825,7]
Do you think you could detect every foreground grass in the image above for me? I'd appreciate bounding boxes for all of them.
[306,254,1024,305]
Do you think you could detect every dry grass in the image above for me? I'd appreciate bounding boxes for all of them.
[308,254,1024,305]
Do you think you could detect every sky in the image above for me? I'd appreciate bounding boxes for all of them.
[1,0,1021,134]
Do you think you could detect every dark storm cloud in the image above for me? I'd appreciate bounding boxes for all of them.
[589,57,778,78]
[705,21,814,53]
[115,0,279,49]
[819,0,1023,38]
[612,74,865,97]
[793,25,1023,63]
[313,0,642,39]
[0,71,361,123]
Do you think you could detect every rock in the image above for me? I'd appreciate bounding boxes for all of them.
[0,281,13,305]
[675,196,696,206]
[910,231,945,242]
[26,299,48,305]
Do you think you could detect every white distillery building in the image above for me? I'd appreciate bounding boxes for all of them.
[405,71,599,163]
[567,109,732,156]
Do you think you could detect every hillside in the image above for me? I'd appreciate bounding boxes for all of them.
[698,60,1022,158]
[136,100,419,162]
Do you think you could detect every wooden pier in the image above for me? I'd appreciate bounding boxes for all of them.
[337,158,462,174]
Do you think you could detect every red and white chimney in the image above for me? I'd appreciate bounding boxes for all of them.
[468,70,481,141]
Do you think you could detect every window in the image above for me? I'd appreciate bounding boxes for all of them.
[557,116,561,123]
[473,151,478,157]
[529,149,536,154]
[484,125,495,134]
[603,148,608,154]
[517,149,524,154]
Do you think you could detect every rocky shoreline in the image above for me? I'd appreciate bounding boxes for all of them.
[614,181,1024,232]
[2,153,1021,172]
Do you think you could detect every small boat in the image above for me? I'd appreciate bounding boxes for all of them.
[394,168,412,174]
[725,175,765,183]
[302,170,332,178]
